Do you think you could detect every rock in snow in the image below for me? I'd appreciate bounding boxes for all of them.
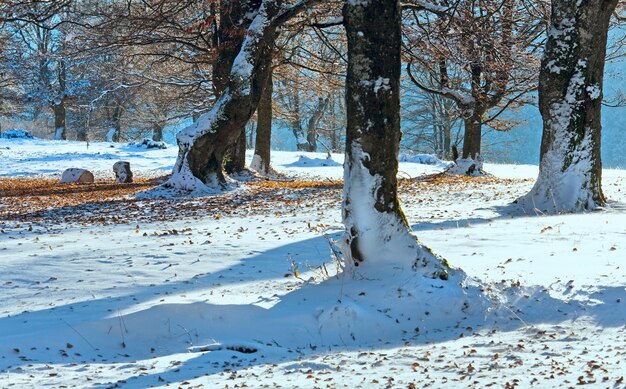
[113,161,133,183]
[60,168,95,184]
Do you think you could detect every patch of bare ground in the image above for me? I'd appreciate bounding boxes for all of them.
[0,174,531,226]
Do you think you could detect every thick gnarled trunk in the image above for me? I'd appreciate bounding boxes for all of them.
[342,0,447,279]
[519,0,616,212]
[224,126,247,174]
[216,1,260,175]
[168,1,281,191]
[251,69,273,175]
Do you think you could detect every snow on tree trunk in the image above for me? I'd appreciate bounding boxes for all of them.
[341,0,448,279]
[251,69,273,175]
[53,103,66,141]
[305,96,329,153]
[105,128,118,142]
[166,1,279,192]
[518,0,617,212]
[52,59,67,141]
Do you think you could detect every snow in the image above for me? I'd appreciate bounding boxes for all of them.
[373,77,390,94]
[398,153,452,169]
[249,153,266,175]
[0,129,34,139]
[0,139,174,178]
[341,142,449,279]
[520,59,600,212]
[285,155,342,168]
[130,138,168,149]
[231,5,270,93]
[447,155,485,176]
[2,139,626,388]
[105,128,118,142]
[54,127,64,140]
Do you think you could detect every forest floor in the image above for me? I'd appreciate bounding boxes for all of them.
[1,138,626,388]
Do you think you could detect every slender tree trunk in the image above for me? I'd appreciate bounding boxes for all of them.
[53,60,67,140]
[519,0,616,212]
[168,1,280,191]
[110,104,122,142]
[252,68,273,175]
[462,112,482,159]
[341,0,447,278]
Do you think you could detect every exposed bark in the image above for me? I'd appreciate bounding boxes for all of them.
[212,0,255,97]
[152,123,164,142]
[53,102,66,140]
[341,0,447,278]
[109,103,122,142]
[291,95,329,152]
[216,1,261,175]
[168,0,308,190]
[252,68,273,175]
[462,111,482,159]
[519,0,617,212]
[52,59,67,140]
[224,127,247,174]
[76,127,88,142]
[304,96,329,152]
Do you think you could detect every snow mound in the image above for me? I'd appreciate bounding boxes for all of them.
[285,155,342,167]
[447,156,485,176]
[129,138,168,149]
[0,129,35,139]
[398,153,452,168]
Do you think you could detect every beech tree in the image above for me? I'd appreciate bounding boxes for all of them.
[251,67,274,175]
[403,0,544,162]
[273,22,344,153]
[341,0,447,279]
[519,0,618,212]
[167,0,320,191]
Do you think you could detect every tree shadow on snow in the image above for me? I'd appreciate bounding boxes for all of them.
[410,198,626,234]
[1,228,625,388]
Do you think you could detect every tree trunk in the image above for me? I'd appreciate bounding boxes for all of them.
[110,104,122,142]
[76,127,88,142]
[304,96,329,153]
[252,68,273,175]
[443,122,451,159]
[462,112,481,159]
[167,1,280,191]
[152,123,164,142]
[519,0,616,212]
[224,127,247,174]
[341,0,447,279]
[289,90,310,152]
[53,60,67,140]
[53,103,66,141]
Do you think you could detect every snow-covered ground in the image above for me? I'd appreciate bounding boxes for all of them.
[1,139,625,388]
